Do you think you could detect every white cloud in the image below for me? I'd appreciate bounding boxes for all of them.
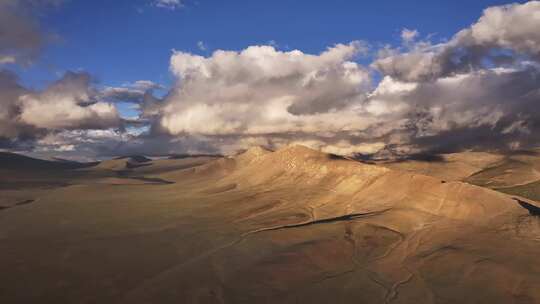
[153,0,183,10]
[374,1,540,82]
[137,42,385,155]
[197,41,206,51]
[0,56,16,65]
[6,1,540,159]
[289,139,386,156]
[460,1,540,56]
[20,96,118,130]
[0,70,124,155]
[160,42,371,136]
[401,28,419,44]
[146,13,540,158]
[17,72,120,130]
[374,48,441,81]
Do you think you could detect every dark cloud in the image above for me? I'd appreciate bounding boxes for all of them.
[0,69,42,147]
[364,66,540,158]
[0,70,123,150]
[362,1,540,158]
[0,1,129,154]
[0,0,63,65]
[101,80,164,104]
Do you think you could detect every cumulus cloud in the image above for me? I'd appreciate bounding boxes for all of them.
[0,71,123,150]
[374,1,540,82]
[18,72,121,130]
[5,1,540,160]
[460,1,540,57]
[361,68,540,157]
[140,0,540,158]
[350,1,540,157]
[158,42,371,136]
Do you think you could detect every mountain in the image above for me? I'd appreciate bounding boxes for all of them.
[377,149,540,202]
[168,153,224,159]
[377,151,504,182]
[93,155,152,171]
[0,151,94,171]
[0,146,539,303]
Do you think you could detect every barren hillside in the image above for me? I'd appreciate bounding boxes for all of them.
[1,146,539,303]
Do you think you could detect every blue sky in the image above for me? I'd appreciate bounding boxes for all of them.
[21,0,515,93]
[3,0,539,159]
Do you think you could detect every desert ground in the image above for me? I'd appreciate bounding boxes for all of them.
[1,146,540,303]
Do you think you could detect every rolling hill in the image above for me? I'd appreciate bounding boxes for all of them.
[1,145,539,303]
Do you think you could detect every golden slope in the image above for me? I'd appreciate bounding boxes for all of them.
[1,146,539,304]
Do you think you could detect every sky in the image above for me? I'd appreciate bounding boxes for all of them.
[20,0,513,89]
[1,0,539,160]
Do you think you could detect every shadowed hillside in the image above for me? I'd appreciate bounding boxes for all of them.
[0,152,97,171]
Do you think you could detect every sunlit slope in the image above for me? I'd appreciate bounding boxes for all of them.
[92,156,148,171]
[378,149,540,202]
[378,151,503,182]
[0,146,539,303]
[466,159,540,188]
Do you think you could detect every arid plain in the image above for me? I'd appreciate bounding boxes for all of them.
[1,145,540,303]
[3,1,540,303]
